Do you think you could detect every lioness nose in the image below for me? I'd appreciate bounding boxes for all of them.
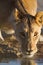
[26,48,33,55]
[26,39,33,54]
[24,31,33,54]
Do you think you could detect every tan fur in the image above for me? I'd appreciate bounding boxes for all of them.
[21,0,37,16]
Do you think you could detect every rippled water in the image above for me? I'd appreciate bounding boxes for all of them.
[0,59,21,65]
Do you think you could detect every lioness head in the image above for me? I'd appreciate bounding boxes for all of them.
[13,9,43,57]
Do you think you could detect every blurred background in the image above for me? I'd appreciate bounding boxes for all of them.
[37,0,43,11]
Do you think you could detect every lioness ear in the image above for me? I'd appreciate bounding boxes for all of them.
[35,11,43,25]
[12,8,20,20]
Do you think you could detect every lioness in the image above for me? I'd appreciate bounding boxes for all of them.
[0,0,41,57]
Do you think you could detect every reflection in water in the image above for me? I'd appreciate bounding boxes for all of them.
[21,59,37,65]
[0,56,43,65]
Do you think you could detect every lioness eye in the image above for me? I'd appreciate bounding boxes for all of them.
[34,32,38,36]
